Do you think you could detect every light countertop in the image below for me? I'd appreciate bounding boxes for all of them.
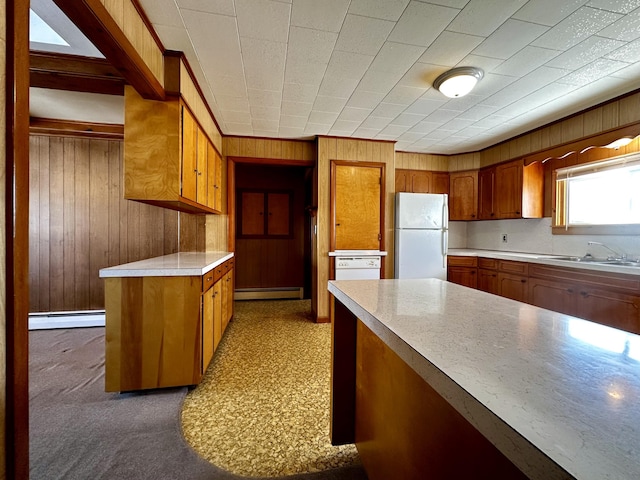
[99,251,234,278]
[328,278,640,480]
[449,248,640,276]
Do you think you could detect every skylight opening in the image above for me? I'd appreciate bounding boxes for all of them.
[30,9,69,46]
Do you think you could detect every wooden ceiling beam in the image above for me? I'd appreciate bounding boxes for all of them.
[30,51,125,95]
[52,0,165,100]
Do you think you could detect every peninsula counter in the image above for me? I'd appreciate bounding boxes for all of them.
[329,278,640,480]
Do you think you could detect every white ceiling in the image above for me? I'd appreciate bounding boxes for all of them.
[32,0,640,154]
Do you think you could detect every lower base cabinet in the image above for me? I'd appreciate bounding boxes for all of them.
[105,259,235,392]
[451,257,640,335]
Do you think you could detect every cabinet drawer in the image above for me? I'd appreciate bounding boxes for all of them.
[498,260,528,276]
[202,271,215,292]
[478,258,498,270]
[447,256,477,267]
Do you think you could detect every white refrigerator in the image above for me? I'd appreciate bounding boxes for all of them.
[394,192,448,279]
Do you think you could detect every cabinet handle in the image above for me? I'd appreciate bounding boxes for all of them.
[206,276,212,282]
[516,211,520,215]
[521,279,526,283]
[194,169,198,173]
[471,214,476,218]
[470,271,476,275]
[490,213,494,217]
[580,291,588,297]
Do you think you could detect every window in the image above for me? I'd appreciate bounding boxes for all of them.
[554,152,640,234]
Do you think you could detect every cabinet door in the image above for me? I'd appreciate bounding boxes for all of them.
[214,146,223,211]
[447,266,477,289]
[213,281,222,350]
[267,192,290,236]
[431,172,450,195]
[498,272,528,303]
[449,171,478,220]
[478,168,495,220]
[196,127,208,205]
[477,268,499,295]
[528,277,574,316]
[221,272,230,332]
[411,171,432,193]
[495,160,523,219]
[226,268,234,324]
[202,287,214,373]
[576,287,640,334]
[241,192,265,235]
[335,164,381,250]
[395,170,409,192]
[181,106,198,202]
[206,142,217,210]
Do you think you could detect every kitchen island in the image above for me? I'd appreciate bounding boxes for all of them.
[100,251,234,392]
[329,278,640,480]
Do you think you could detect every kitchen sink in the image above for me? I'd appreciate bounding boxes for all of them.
[547,256,640,267]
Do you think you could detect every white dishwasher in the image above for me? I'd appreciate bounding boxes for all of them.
[334,256,382,280]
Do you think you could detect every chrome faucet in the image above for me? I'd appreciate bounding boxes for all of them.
[587,241,626,260]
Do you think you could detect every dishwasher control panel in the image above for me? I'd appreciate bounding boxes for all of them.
[335,257,381,269]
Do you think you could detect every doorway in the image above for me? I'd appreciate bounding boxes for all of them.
[232,162,313,301]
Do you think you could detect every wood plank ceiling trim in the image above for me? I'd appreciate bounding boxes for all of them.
[30,51,126,96]
[52,0,164,100]
[29,117,124,139]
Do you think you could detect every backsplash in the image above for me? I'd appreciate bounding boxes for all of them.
[450,218,640,260]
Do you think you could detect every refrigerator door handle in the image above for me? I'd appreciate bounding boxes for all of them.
[442,230,448,268]
[442,194,449,227]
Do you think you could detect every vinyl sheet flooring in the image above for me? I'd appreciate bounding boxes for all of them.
[181,299,361,477]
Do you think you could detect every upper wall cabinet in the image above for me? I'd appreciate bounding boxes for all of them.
[449,170,478,221]
[395,169,449,194]
[124,86,222,214]
[478,159,543,220]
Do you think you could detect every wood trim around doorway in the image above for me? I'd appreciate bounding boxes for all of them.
[5,1,31,477]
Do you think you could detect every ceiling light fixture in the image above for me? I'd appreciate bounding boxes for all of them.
[433,67,484,98]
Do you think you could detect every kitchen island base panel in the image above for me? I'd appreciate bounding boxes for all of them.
[105,276,202,392]
[355,318,528,480]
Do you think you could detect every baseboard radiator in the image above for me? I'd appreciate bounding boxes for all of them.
[29,310,106,330]
[234,287,304,301]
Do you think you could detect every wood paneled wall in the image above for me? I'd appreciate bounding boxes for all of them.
[224,136,316,161]
[480,92,640,167]
[316,137,395,321]
[29,134,205,313]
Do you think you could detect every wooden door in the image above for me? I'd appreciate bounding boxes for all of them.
[226,268,234,323]
[449,171,478,220]
[447,267,477,288]
[181,106,198,202]
[196,127,208,205]
[202,287,214,373]
[334,164,382,251]
[214,147,222,210]
[495,160,523,219]
[206,142,217,210]
[478,168,495,219]
[477,269,499,295]
[575,286,640,334]
[411,171,431,193]
[498,272,528,303]
[432,172,450,194]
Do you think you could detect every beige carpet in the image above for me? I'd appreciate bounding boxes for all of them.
[181,300,360,477]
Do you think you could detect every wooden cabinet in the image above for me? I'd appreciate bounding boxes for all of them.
[477,258,499,295]
[477,258,528,302]
[497,260,528,303]
[395,169,449,194]
[447,256,477,289]
[449,170,478,220]
[238,190,292,237]
[478,168,495,220]
[528,264,640,334]
[477,160,543,220]
[104,257,235,392]
[123,86,222,215]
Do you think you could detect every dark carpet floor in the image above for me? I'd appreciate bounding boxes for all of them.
[29,327,367,480]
